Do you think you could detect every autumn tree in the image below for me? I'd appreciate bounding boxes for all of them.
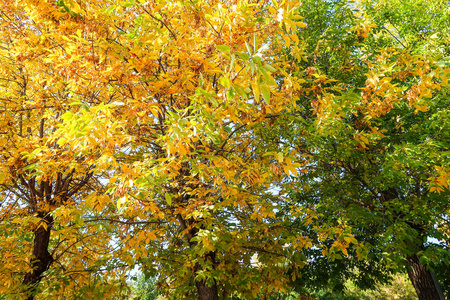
[0,1,135,298]
[1,0,331,299]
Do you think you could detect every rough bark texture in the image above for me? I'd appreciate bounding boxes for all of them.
[407,254,444,300]
[14,164,89,299]
[195,279,219,300]
[403,221,445,300]
[22,213,54,300]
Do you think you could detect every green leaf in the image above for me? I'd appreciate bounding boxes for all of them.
[120,0,136,7]
[245,41,252,54]
[219,76,231,88]
[165,193,172,206]
[263,64,277,72]
[237,52,250,61]
[104,5,117,14]
[252,55,262,66]
[226,88,235,100]
[249,61,255,74]
[260,85,271,104]
[215,45,230,53]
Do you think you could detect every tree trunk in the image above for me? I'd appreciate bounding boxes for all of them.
[23,213,54,300]
[194,251,219,300]
[177,214,219,300]
[195,277,219,300]
[407,253,444,300]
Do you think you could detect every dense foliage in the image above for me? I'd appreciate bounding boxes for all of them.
[278,0,450,299]
[0,0,448,299]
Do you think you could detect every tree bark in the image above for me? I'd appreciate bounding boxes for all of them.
[195,275,219,300]
[22,213,54,300]
[407,254,444,300]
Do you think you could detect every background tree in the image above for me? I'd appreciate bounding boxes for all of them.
[277,0,450,299]
[130,274,159,300]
